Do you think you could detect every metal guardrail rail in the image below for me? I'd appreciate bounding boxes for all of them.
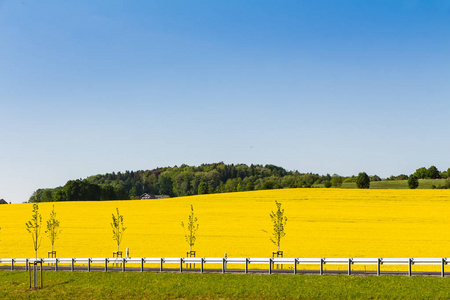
[0,257,448,277]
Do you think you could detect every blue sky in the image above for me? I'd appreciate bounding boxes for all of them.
[1,0,449,203]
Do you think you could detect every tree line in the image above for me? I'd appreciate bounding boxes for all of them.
[28,163,450,202]
[29,163,329,202]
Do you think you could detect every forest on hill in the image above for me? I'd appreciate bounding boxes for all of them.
[28,163,450,202]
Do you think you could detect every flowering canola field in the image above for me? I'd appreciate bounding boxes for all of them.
[0,189,449,271]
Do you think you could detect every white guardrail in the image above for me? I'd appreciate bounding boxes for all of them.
[0,257,448,277]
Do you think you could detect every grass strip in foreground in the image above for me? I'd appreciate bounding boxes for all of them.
[1,271,450,299]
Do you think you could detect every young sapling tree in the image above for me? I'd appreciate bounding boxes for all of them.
[111,208,127,254]
[45,205,61,253]
[263,201,288,252]
[181,205,199,253]
[26,203,43,259]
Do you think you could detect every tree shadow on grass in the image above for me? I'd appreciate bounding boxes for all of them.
[43,279,75,288]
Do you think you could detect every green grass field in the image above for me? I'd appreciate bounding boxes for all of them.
[315,179,449,189]
[1,271,450,299]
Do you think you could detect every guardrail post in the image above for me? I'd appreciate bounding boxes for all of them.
[11,259,14,271]
[71,258,74,271]
[25,259,29,271]
[222,258,226,274]
[180,258,183,273]
[294,259,297,275]
[269,258,272,275]
[408,258,412,277]
[320,258,324,275]
[88,258,91,272]
[141,258,144,272]
[245,258,249,274]
[201,258,204,273]
[348,258,352,276]
[122,258,126,272]
[105,258,108,272]
[377,258,381,276]
[55,259,58,271]
[160,258,163,272]
[224,253,227,272]
[442,258,445,278]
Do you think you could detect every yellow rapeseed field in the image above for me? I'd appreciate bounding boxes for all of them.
[0,189,449,271]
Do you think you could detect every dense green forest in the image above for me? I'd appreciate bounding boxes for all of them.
[29,163,450,202]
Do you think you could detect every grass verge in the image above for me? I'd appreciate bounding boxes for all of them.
[1,270,450,299]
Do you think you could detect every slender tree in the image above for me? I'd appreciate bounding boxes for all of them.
[263,201,288,251]
[111,208,127,253]
[26,203,42,259]
[181,205,199,252]
[45,205,61,253]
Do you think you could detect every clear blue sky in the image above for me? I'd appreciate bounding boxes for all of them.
[1,0,449,203]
